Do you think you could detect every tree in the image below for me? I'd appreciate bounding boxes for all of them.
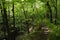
[46,1,53,23]
[1,0,10,40]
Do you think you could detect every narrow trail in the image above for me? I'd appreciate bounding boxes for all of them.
[40,27,50,40]
[40,22,50,40]
[16,22,50,40]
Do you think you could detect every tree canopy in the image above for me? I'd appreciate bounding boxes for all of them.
[0,0,60,40]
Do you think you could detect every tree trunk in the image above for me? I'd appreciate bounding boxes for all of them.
[46,1,53,23]
[54,0,57,25]
[11,2,16,40]
[1,0,10,40]
[12,2,15,28]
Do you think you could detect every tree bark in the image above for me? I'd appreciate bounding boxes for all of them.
[1,0,10,40]
[11,2,16,40]
[54,0,57,25]
[12,2,15,28]
[46,1,53,23]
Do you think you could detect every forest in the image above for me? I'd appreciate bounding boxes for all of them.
[0,0,60,40]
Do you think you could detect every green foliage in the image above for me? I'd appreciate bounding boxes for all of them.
[0,0,60,40]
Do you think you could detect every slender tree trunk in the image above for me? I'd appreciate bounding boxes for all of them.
[54,0,57,25]
[1,0,10,40]
[12,2,16,40]
[12,2,15,28]
[1,6,7,40]
[50,0,57,25]
[46,1,53,23]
